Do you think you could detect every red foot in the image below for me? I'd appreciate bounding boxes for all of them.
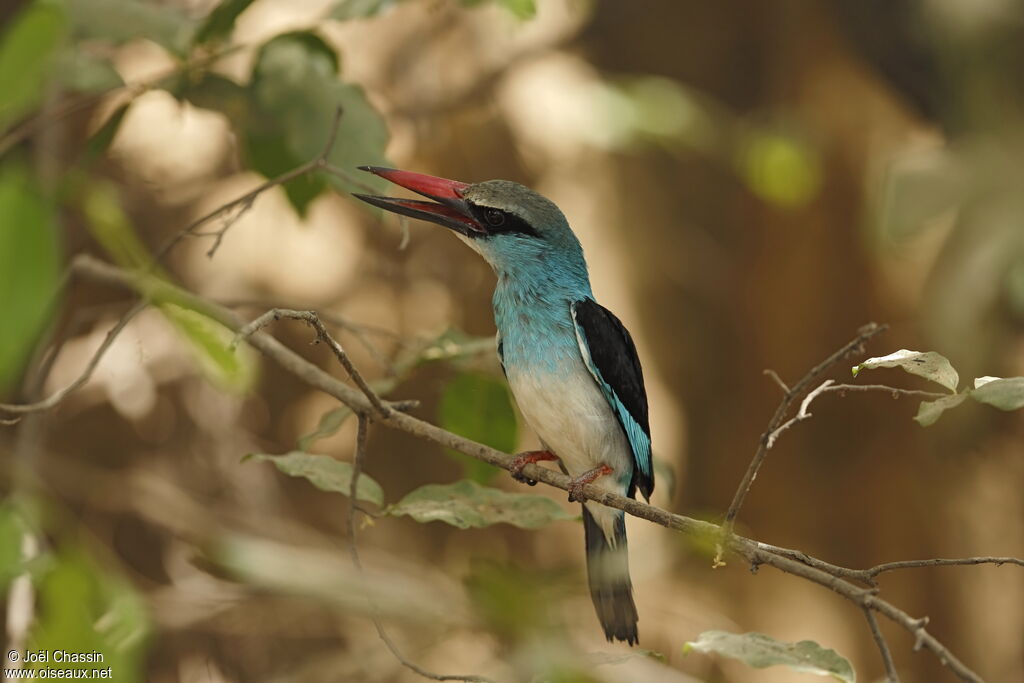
[567,465,613,502]
[509,450,559,485]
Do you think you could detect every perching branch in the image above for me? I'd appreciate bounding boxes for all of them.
[38,255,1017,682]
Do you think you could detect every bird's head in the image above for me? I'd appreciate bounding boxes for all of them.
[353,167,586,281]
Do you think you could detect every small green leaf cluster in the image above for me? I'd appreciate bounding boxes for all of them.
[0,502,150,682]
[684,630,855,682]
[853,349,1024,425]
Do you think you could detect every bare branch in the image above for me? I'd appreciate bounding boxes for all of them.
[0,301,147,417]
[862,606,900,682]
[763,368,790,393]
[764,379,834,448]
[724,323,888,527]
[824,384,948,400]
[865,557,1024,579]
[231,308,391,417]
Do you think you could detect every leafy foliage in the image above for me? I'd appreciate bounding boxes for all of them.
[0,164,60,394]
[297,406,354,451]
[853,349,1024,425]
[28,549,149,681]
[180,30,391,216]
[852,349,959,392]
[915,375,1024,426]
[81,181,257,393]
[684,630,855,682]
[193,0,255,45]
[0,504,29,592]
[388,479,575,529]
[68,0,194,56]
[440,372,517,483]
[245,451,384,505]
[0,2,67,134]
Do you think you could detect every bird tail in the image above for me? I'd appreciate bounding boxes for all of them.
[582,504,638,645]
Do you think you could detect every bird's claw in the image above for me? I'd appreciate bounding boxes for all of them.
[567,483,586,503]
[509,450,557,486]
[565,464,613,503]
[510,468,538,486]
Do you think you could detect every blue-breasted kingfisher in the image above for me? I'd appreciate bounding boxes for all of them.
[354,167,654,645]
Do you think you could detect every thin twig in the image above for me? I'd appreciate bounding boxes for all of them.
[231,308,391,417]
[824,384,948,400]
[221,298,402,372]
[764,379,834,448]
[724,323,888,526]
[61,257,1006,683]
[153,106,346,264]
[347,415,495,683]
[763,368,790,393]
[865,557,1024,579]
[862,605,900,682]
[0,301,147,416]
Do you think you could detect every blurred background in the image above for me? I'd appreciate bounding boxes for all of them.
[1,0,1023,681]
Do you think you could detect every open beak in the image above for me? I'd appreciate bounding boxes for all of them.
[352,166,484,236]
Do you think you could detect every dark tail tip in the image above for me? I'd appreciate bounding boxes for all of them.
[582,505,638,645]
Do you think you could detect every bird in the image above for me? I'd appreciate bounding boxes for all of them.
[353,166,653,645]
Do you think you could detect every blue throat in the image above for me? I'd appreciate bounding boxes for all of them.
[489,244,593,374]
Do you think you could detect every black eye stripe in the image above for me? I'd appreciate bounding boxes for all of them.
[467,204,540,238]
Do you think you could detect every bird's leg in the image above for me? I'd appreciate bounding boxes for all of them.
[567,464,613,503]
[509,450,559,485]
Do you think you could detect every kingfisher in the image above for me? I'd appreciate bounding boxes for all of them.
[354,167,653,645]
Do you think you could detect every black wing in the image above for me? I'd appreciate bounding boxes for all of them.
[571,298,653,500]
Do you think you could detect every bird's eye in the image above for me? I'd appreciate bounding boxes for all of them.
[484,209,505,227]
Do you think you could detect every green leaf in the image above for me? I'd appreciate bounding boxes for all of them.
[193,0,255,45]
[297,406,353,450]
[0,503,28,592]
[330,0,400,20]
[439,372,516,483]
[388,480,575,529]
[245,451,384,506]
[81,103,130,165]
[178,73,251,125]
[914,376,1024,426]
[852,349,959,393]
[914,393,968,427]
[459,0,536,19]
[161,303,257,393]
[0,2,67,133]
[80,181,257,393]
[29,548,150,682]
[0,163,61,394]
[684,631,855,683]
[68,0,194,56]
[54,49,123,93]
[246,31,390,215]
[970,376,1024,411]
[496,0,537,19]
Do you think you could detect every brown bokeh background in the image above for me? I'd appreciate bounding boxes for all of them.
[4,0,1024,681]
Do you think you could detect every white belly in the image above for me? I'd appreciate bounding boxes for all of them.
[507,361,632,491]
